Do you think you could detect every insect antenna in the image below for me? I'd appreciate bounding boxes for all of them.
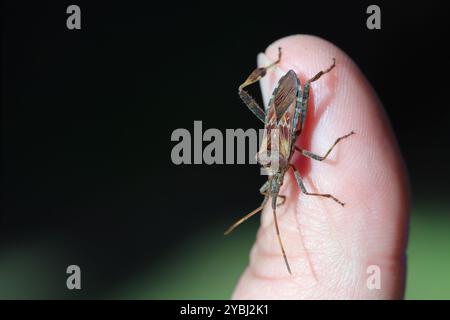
[224,206,265,235]
[272,207,292,274]
[224,195,269,235]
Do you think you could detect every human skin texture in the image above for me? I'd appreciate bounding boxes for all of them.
[232,35,410,300]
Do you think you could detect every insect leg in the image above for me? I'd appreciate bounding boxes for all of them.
[298,59,336,129]
[290,164,345,206]
[295,131,355,161]
[238,47,282,122]
[240,47,282,90]
[263,180,285,206]
[261,181,286,207]
[224,192,269,235]
[307,58,336,84]
[259,180,270,194]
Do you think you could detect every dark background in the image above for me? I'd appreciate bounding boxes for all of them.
[1,1,449,298]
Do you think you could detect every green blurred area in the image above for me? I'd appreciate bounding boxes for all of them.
[404,201,450,299]
[0,200,449,299]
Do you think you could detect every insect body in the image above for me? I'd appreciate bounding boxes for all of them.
[224,48,354,274]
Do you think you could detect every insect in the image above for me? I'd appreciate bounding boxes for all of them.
[224,48,354,274]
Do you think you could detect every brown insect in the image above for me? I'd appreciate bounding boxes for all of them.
[224,48,354,274]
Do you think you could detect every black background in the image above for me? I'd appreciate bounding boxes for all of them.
[2,1,449,297]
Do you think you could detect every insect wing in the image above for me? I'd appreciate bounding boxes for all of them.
[273,70,299,123]
[258,70,300,165]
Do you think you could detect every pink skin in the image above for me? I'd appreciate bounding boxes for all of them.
[232,35,410,299]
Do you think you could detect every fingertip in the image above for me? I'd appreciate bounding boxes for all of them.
[234,35,409,299]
